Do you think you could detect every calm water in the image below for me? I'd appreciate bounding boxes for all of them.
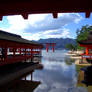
[27,50,88,92]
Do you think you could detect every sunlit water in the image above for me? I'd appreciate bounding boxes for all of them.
[28,50,88,92]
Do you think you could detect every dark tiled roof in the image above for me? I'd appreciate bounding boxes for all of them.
[0,30,42,46]
[78,32,92,45]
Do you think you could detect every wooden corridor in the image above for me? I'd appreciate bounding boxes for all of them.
[0,30,43,66]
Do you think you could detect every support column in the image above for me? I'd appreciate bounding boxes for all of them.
[31,72,33,81]
[39,48,41,56]
[46,44,49,52]
[31,49,33,62]
[24,76,26,80]
[19,48,21,55]
[86,48,88,55]
[25,48,27,56]
[13,48,16,57]
[5,47,7,60]
[31,49,33,57]
[52,44,55,52]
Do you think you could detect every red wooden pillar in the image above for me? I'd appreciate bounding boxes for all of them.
[20,48,21,55]
[13,48,16,56]
[31,49,33,57]
[25,48,27,56]
[46,44,49,52]
[19,48,21,55]
[39,48,41,55]
[30,48,33,62]
[86,48,88,55]
[5,47,7,60]
[52,44,55,52]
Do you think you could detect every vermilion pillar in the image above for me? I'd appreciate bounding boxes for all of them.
[52,44,55,52]
[30,48,33,62]
[46,43,56,53]
[31,48,33,57]
[39,48,41,54]
[13,48,16,56]
[25,48,27,56]
[5,48,7,60]
[19,48,21,55]
[46,44,49,52]
[86,48,88,55]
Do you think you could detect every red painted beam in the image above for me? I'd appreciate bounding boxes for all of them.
[0,15,3,21]
[86,12,91,18]
[22,13,28,19]
[52,13,58,18]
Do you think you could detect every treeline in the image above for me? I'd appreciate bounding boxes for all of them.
[65,25,92,51]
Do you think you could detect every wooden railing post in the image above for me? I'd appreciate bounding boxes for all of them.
[5,47,7,61]
[19,48,21,55]
[13,48,16,57]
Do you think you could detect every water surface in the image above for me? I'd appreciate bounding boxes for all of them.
[29,50,88,92]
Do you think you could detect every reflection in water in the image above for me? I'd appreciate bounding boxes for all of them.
[77,68,92,92]
[4,50,92,92]
[79,66,92,86]
[0,56,43,92]
[32,50,88,92]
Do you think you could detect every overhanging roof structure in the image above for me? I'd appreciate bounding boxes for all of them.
[0,30,43,47]
[0,0,91,20]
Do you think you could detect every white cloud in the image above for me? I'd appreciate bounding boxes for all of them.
[0,13,82,40]
[23,28,71,40]
[28,14,48,26]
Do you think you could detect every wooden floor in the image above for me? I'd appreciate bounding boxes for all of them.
[9,80,41,92]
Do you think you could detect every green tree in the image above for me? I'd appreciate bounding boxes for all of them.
[76,25,92,50]
[65,44,75,51]
[76,25,89,42]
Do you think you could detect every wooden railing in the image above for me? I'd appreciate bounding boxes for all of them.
[0,55,32,66]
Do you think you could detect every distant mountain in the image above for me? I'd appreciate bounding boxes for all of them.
[35,38,76,50]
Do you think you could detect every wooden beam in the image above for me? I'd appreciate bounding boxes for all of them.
[22,13,28,19]
[86,12,91,18]
[0,15,3,21]
[52,13,58,18]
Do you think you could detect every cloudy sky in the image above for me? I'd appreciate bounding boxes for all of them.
[0,13,92,40]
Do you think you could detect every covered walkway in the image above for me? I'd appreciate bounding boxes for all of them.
[0,30,43,66]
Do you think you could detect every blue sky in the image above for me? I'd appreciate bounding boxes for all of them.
[0,13,92,40]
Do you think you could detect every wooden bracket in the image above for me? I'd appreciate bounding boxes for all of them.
[86,12,91,18]
[52,13,58,18]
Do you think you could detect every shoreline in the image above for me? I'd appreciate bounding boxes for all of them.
[66,50,91,66]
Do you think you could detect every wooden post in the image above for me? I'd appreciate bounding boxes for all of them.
[31,49,33,62]
[5,47,7,60]
[52,44,55,52]
[24,76,26,80]
[39,48,41,56]
[86,48,88,55]
[31,72,33,81]
[46,44,49,52]
[13,48,16,57]
[25,48,27,56]
[19,48,21,55]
